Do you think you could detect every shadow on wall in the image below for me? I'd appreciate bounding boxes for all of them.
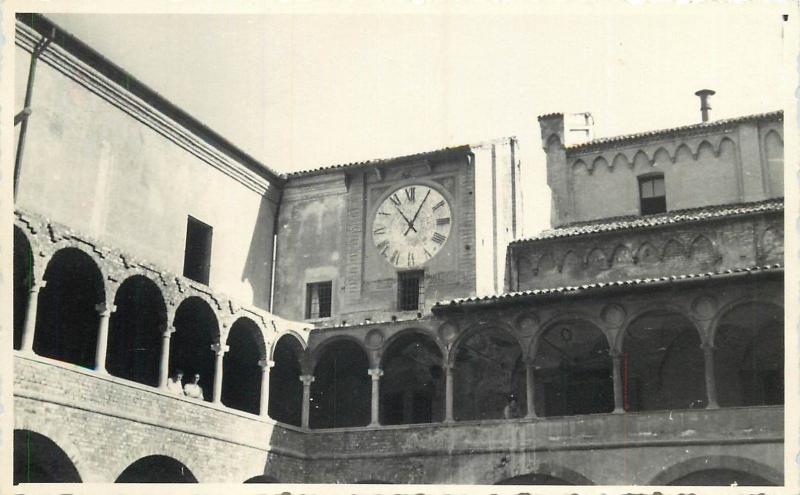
[241,194,276,310]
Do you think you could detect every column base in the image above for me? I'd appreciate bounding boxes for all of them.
[612,407,625,414]
[705,402,720,410]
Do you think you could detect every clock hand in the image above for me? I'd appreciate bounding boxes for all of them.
[393,204,418,233]
[404,189,431,236]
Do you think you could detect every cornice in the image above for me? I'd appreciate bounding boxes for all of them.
[15,20,282,202]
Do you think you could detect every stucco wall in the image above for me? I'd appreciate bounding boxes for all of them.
[14,43,279,310]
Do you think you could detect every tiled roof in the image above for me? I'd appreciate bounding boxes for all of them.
[566,110,782,153]
[511,198,783,245]
[434,264,782,309]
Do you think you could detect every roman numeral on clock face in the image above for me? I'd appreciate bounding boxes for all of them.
[436,217,450,226]
[389,194,402,206]
[377,240,389,254]
[432,200,445,211]
[405,187,415,202]
[390,250,400,265]
[407,252,415,266]
[432,232,446,244]
[373,226,386,235]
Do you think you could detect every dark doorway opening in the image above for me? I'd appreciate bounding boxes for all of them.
[116,455,197,483]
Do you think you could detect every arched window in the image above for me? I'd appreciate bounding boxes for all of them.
[622,310,705,411]
[170,297,219,401]
[714,302,783,407]
[669,469,775,486]
[380,331,444,425]
[222,317,265,414]
[310,340,370,428]
[116,455,197,483]
[453,327,525,421]
[532,320,613,417]
[269,334,304,426]
[14,430,81,484]
[107,275,166,386]
[34,248,105,368]
[13,227,33,350]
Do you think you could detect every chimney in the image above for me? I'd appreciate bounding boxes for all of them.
[694,89,715,123]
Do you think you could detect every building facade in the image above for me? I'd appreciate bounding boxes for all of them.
[10,13,785,487]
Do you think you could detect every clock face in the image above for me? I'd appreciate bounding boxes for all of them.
[372,184,452,268]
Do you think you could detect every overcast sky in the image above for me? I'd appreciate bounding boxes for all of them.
[42,4,789,233]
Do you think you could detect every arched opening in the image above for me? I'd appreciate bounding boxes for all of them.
[222,317,265,414]
[496,474,573,485]
[244,475,280,483]
[269,334,304,426]
[715,302,783,407]
[668,469,775,486]
[533,319,613,417]
[34,248,105,368]
[170,297,219,401]
[310,339,370,428]
[13,430,81,484]
[453,327,525,421]
[622,310,706,411]
[115,455,197,483]
[13,227,33,350]
[107,275,166,386]
[380,331,444,425]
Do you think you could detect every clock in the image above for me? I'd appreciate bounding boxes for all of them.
[372,184,452,268]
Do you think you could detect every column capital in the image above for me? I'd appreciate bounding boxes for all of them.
[368,368,383,380]
[211,342,229,355]
[95,302,117,316]
[299,374,315,385]
[30,280,46,292]
[609,349,623,359]
[258,359,276,370]
[162,325,176,338]
[701,342,716,351]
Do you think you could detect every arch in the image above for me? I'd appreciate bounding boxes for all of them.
[244,475,280,483]
[170,296,220,402]
[222,317,266,414]
[713,300,783,407]
[651,455,782,486]
[452,325,525,421]
[269,333,305,426]
[611,245,633,267]
[115,455,197,483]
[689,235,717,266]
[559,250,582,276]
[635,242,659,264]
[380,330,444,425]
[717,136,736,158]
[591,155,609,171]
[585,247,608,272]
[673,142,693,163]
[764,129,784,196]
[571,159,589,174]
[545,133,562,149]
[632,149,651,171]
[531,319,613,417]
[496,464,593,486]
[107,275,167,386]
[310,339,371,428]
[652,147,671,166]
[14,430,81,484]
[661,238,685,262]
[536,252,556,274]
[269,330,308,361]
[34,247,105,368]
[621,309,706,411]
[695,139,716,159]
[311,335,371,369]
[611,152,629,169]
[760,225,784,262]
[13,226,34,350]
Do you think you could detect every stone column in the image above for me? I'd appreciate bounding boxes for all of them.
[368,368,383,426]
[525,362,537,419]
[158,325,176,389]
[258,359,275,417]
[19,280,45,353]
[93,302,116,373]
[702,343,719,409]
[211,343,229,404]
[300,374,315,428]
[444,363,454,423]
[611,350,625,414]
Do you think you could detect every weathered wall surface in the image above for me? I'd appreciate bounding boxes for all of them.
[273,155,477,323]
[302,407,783,485]
[14,355,307,483]
[14,32,279,310]
[539,113,783,226]
[510,208,783,291]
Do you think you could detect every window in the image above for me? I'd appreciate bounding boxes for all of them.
[639,175,666,215]
[397,271,424,312]
[183,216,213,285]
[306,281,332,319]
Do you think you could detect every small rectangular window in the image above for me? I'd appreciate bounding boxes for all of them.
[183,216,213,285]
[639,176,666,215]
[398,271,424,312]
[306,281,332,319]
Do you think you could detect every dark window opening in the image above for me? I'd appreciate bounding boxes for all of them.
[183,216,212,285]
[305,281,332,319]
[639,175,666,215]
[397,270,423,312]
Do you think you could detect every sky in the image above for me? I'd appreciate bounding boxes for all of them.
[40,4,790,234]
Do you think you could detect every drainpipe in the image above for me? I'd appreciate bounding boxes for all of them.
[14,28,54,200]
